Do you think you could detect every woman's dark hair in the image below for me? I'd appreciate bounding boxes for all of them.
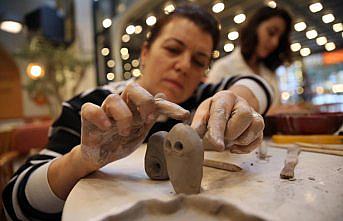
[239,6,293,71]
[145,4,220,52]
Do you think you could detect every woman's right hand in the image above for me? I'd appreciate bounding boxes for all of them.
[80,83,190,170]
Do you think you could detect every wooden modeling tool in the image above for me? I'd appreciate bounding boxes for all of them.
[203,159,242,172]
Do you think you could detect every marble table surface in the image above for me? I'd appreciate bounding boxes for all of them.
[62,142,343,221]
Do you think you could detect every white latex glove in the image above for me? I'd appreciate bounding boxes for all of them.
[80,83,190,169]
[191,90,264,153]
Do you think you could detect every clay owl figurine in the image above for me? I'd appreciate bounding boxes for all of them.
[164,123,204,194]
[144,131,169,180]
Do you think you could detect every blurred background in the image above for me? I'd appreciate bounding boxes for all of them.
[0,0,342,150]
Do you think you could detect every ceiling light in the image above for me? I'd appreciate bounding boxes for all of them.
[124,63,132,71]
[146,15,157,26]
[106,72,115,81]
[132,69,141,77]
[0,21,22,33]
[121,53,130,60]
[266,1,277,8]
[102,18,112,28]
[26,63,45,80]
[233,13,246,24]
[164,3,175,14]
[224,43,234,52]
[135,25,142,34]
[227,31,239,40]
[213,50,220,58]
[316,36,327,46]
[300,48,311,57]
[212,2,225,13]
[296,87,304,94]
[131,59,140,67]
[306,30,318,39]
[332,23,343,32]
[325,42,336,51]
[107,60,115,68]
[126,25,135,34]
[309,2,323,13]
[120,47,129,55]
[117,3,126,13]
[101,48,110,56]
[322,13,335,23]
[122,34,130,42]
[294,21,307,32]
[281,92,290,101]
[290,43,301,52]
[123,72,132,80]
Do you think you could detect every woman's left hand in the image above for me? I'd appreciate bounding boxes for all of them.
[191,90,264,153]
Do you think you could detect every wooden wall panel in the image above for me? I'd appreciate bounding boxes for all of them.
[0,44,23,119]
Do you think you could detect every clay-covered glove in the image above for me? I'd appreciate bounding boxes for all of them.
[191,90,264,153]
[80,83,190,169]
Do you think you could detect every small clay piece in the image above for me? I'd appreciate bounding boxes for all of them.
[258,145,268,160]
[145,131,169,180]
[101,195,267,221]
[203,159,242,172]
[164,123,204,194]
[280,146,301,179]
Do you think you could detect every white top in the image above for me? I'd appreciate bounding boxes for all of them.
[208,48,280,104]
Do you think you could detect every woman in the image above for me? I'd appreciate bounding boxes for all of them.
[3,5,273,221]
[207,6,292,108]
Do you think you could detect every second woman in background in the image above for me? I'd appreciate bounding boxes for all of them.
[207,6,292,112]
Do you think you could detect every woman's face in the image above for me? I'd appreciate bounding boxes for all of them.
[256,16,286,59]
[138,17,213,104]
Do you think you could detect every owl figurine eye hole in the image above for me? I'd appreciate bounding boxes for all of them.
[174,141,183,151]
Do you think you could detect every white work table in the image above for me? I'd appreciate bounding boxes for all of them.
[62,143,343,221]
